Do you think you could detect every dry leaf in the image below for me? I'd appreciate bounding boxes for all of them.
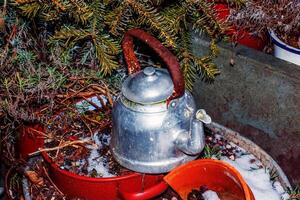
[70,146,88,161]
[25,170,44,186]
[0,18,5,32]
[36,193,46,200]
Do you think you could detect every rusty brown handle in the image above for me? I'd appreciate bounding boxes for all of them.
[121,28,185,103]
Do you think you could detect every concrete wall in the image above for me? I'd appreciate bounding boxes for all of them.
[192,34,300,186]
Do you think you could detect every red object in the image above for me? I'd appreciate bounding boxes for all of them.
[122,28,185,104]
[213,3,230,22]
[164,159,255,200]
[19,123,168,200]
[213,3,266,51]
[43,151,167,200]
[18,124,45,160]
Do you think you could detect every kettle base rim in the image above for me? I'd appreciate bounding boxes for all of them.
[111,149,197,174]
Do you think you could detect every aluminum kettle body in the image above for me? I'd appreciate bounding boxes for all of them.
[110,28,210,173]
[111,92,206,173]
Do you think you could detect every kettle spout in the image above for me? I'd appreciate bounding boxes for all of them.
[175,109,211,155]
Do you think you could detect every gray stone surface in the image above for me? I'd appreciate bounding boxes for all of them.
[192,33,300,186]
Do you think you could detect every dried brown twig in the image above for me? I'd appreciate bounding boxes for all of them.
[41,166,65,197]
[28,138,93,156]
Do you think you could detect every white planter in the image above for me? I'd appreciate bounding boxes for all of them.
[269,30,300,66]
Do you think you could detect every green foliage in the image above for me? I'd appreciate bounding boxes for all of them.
[0,0,247,125]
[9,0,235,88]
[287,187,300,200]
[15,0,93,23]
[202,144,221,159]
[268,167,279,182]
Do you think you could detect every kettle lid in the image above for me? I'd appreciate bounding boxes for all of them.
[122,67,174,104]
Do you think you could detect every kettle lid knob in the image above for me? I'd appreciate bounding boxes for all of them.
[122,67,174,104]
[143,67,156,76]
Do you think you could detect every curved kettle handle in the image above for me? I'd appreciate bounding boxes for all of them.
[122,28,185,103]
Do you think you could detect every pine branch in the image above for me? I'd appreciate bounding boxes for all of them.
[50,26,91,47]
[68,0,93,24]
[177,32,196,90]
[162,4,187,34]
[189,0,227,39]
[105,1,131,36]
[11,0,226,84]
[50,25,120,75]
[14,0,37,4]
[179,50,197,91]
[16,1,42,18]
[14,0,92,23]
[209,38,219,57]
[89,0,120,75]
[89,0,106,29]
[15,0,66,19]
[177,31,220,89]
[96,33,120,55]
[50,0,66,11]
[94,34,119,75]
[197,58,219,80]
[145,0,165,6]
[126,0,177,47]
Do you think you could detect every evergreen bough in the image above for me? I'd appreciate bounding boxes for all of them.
[11,0,234,90]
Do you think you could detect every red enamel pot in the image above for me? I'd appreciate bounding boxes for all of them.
[42,150,167,200]
[164,159,255,200]
[18,123,45,160]
[213,3,267,51]
[18,123,167,200]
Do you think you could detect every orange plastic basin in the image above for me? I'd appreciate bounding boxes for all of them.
[164,159,255,200]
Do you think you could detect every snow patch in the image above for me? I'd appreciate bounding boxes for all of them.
[221,155,289,200]
[86,132,115,177]
[76,95,108,113]
[273,181,290,200]
[202,190,220,200]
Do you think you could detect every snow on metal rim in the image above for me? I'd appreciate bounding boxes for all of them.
[206,122,291,189]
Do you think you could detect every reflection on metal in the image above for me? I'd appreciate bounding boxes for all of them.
[111,67,210,173]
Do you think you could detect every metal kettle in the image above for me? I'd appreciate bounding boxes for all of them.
[111,29,211,173]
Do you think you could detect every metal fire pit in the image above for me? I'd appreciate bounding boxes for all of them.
[21,122,291,199]
[206,122,291,189]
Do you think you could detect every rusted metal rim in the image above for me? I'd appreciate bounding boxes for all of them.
[206,122,292,189]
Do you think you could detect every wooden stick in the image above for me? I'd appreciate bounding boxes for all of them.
[82,115,103,125]
[27,127,52,139]
[42,166,65,197]
[104,85,114,106]
[28,139,91,156]
[82,96,102,110]
[96,94,106,109]
[79,115,93,136]
[57,91,95,100]
[54,139,64,159]
[90,84,107,94]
